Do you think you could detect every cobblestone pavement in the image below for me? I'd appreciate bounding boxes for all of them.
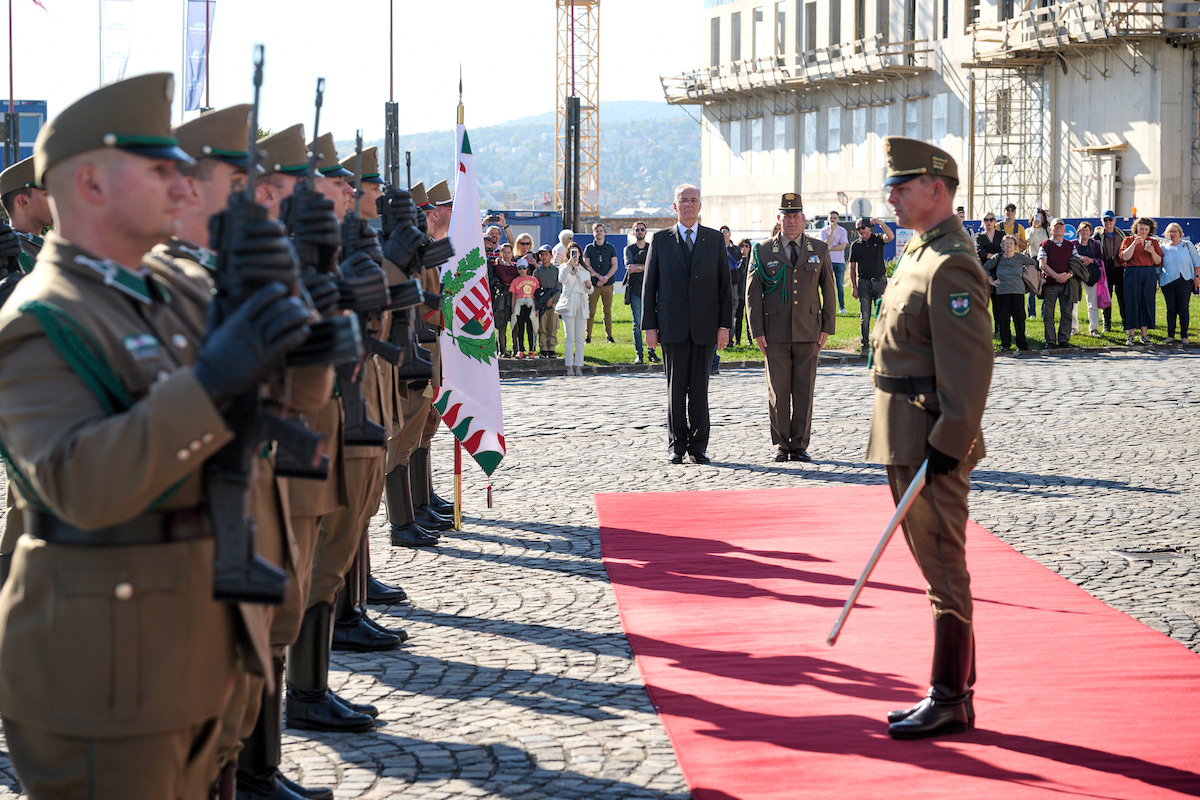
[0,351,1196,798]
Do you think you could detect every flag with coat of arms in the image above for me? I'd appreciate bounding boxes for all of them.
[432,125,505,476]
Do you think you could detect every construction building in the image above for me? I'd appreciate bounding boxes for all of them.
[662,1,1200,234]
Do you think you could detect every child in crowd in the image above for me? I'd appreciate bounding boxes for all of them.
[509,257,540,358]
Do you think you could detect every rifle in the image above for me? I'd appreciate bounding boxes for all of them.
[204,45,312,605]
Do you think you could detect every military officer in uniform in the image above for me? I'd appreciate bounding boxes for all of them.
[867,137,993,739]
[745,193,837,462]
[0,155,51,273]
[0,73,312,798]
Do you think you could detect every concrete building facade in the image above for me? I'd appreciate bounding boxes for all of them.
[663,0,1200,236]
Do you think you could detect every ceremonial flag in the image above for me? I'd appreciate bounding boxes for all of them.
[182,0,215,111]
[99,0,134,85]
[433,125,505,476]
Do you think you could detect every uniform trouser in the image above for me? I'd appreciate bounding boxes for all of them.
[887,461,974,623]
[1162,277,1193,338]
[586,283,615,340]
[538,307,559,353]
[214,671,264,779]
[563,313,587,367]
[394,383,432,468]
[662,337,714,456]
[993,294,1028,350]
[1041,282,1075,345]
[764,340,821,451]
[857,277,888,345]
[4,715,221,800]
[420,399,441,449]
[270,514,322,652]
[310,454,386,609]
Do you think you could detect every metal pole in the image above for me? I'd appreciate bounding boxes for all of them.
[8,0,14,112]
[453,439,462,530]
[204,0,211,109]
[388,0,394,103]
[967,73,976,219]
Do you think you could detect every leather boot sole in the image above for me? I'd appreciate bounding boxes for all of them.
[888,695,975,725]
[887,697,974,739]
[331,619,402,653]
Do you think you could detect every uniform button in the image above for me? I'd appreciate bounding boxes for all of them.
[176,448,191,461]
[114,582,134,601]
[189,439,203,452]
[157,370,170,382]
[171,334,189,350]
[201,432,215,444]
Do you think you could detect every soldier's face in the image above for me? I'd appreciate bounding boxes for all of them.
[108,154,189,244]
[196,161,245,226]
[315,175,351,217]
[26,188,53,229]
[887,178,938,230]
[357,183,383,220]
[778,210,804,240]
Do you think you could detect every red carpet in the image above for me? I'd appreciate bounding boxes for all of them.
[596,486,1200,800]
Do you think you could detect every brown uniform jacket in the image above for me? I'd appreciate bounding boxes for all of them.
[0,234,241,736]
[866,216,993,466]
[745,233,837,343]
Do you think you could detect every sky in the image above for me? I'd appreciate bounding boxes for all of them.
[4,0,705,140]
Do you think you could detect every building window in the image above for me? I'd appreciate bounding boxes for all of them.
[875,104,890,164]
[732,12,742,61]
[730,119,742,177]
[966,0,980,29]
[774,113,789,174]
[877,0,890,41]
[855,0,865,41]
[905,0,916,42]
[830,0,842,46]
[827,106,841,171]
[754,7,766,59]
[1000,0,1015,21]
[942,0,950,38]
[805,2,817,52]
[803,111,817,173]
[905,100,920,139]
[852,107,866,169]
[711,17,721,67]
[752,205,762,226]
[933,93,947,145]
[776,2,787,54]
[751,117,764,175]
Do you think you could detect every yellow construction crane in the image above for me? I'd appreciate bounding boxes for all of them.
[555,0,600,228]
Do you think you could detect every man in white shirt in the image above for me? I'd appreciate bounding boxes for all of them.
[818,210,849,313]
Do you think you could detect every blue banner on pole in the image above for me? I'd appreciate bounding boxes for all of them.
[183,0,215,111]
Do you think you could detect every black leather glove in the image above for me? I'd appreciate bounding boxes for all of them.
[302,272,340,319]
[381,224,424,275]
[415,206,428,236]
[338,252,389,312]
[418,236,455,271]
[380,190,416,239]
[926,444,959,476]
[225,219,298,290]
[282,189,339,273]
[0,222,22,271]
[194,282,312,406]
[340,216,383,267]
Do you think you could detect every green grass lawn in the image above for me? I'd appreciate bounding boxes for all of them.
[510,289,1200,365]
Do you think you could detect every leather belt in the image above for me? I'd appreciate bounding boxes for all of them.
[28,509,211,547]
[872,374,936,396]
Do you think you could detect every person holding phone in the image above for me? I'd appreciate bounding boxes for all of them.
[557,243,594,376]
[1119,216,1163,345]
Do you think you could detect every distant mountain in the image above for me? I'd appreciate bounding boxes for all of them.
[338,100,699,215]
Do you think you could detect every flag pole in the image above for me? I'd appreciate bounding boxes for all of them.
[453,69,464,530]
[203,0,210,108]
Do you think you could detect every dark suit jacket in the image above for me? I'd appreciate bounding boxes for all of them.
[641,224,733,345]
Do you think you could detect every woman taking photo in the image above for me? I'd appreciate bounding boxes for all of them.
[983,234,1037,352]
[1026,209,1051,319]
[1158,222,1199,344]
[1119,216,1163,345]
[557,242,593,376]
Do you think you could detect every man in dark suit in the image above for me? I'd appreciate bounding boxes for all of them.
[642,183,733,464]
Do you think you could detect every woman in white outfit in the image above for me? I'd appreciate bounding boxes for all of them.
[557,242,593,376]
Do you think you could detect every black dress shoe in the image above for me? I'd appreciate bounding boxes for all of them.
[689,452,711,464]
[278,772,334,800]
[773,447,790,462]
[414,505,454,531]
[429,491,454,516]
[365,575,407,604]
[330,689,379,718]
[237,768,329,800]
[285,689,375,733]
[889,694,974,725]
[332,617,402,652]
[390,523,439,547]
[669,452,684,464]
[887,694,974,739]
[362,614,408,642]
[790,449,811,462]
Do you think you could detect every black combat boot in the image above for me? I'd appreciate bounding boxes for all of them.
[418,446,454,515]
[237,658,334,800]
[888,615,975,739]
[362,533,407,604]
[410,448,453,531]
[331,552,404,653]
[888,626,976,725]
[385,464,439,547]
[285,602,375,733]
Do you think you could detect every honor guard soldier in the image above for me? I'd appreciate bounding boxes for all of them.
[867,137,993,739]
[0,155,51,274]
[746,193,837,462]
[0,73,312,798]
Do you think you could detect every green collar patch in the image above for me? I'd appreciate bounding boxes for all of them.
[73,254,153,304]
[949,291,970,317]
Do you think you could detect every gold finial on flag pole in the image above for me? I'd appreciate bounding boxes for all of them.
[457,65,464,125]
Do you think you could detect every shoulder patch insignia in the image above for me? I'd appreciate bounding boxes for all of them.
[949,292,970,318]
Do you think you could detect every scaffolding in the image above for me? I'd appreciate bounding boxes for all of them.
[555,1,600,222]
[969,68,1050,220]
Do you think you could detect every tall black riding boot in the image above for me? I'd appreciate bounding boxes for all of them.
[888,615,975,739]
[362,525,407,604]
[332,547,404,653]
[285,602,374,733]
[237,658,334,800]
[418,446,453,515]
[410,448,453,531]
[386,464,439,547]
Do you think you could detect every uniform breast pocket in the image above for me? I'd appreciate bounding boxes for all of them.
[893,292,926,342]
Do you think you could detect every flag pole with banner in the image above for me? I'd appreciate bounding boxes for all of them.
[182,0,214,112]
[433,84,505,508]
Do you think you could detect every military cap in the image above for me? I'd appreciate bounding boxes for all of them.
[778,192,803,212]
[258,124,308,176]
[882,136,958,187]
[173,104,254,168]
[338,146,385,185]
[309,133,352,177]
[34,72,192,184]
[410,182,432,211]
[427,179,452,207]
[0,156,39,196]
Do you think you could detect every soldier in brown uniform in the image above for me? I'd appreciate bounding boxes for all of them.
[0,155,51,273]
[746,193,837,463]
[867,137,993,739]
[0,73,313,798]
